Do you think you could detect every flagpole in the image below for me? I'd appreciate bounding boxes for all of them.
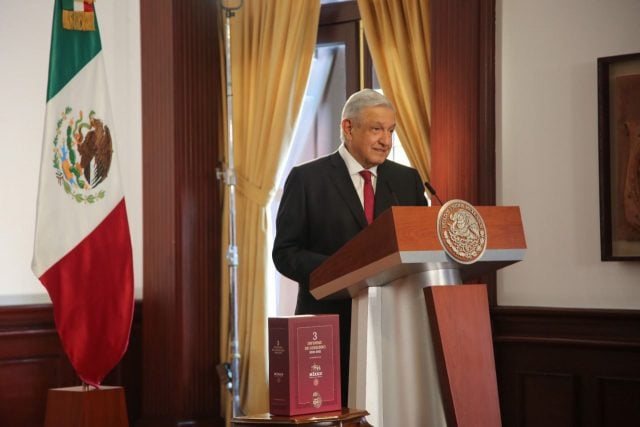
[217,0,243,419]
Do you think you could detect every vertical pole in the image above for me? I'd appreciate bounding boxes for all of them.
[218,0,243,419]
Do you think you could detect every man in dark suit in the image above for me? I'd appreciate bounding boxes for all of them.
[272,89,428,406]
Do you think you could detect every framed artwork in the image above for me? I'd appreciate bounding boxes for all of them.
[597,52,640,260]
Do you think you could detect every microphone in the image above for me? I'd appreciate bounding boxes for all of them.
[384,179,400,206]
[424,181,443,206]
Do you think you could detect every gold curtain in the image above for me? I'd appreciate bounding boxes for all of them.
[357,0,432,181]
[218,0,321,419]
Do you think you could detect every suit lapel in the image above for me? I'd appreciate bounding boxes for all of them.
[329,153,368,229]
[374,161,395,217]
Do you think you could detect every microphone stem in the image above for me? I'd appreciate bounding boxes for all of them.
[424,181,443,205]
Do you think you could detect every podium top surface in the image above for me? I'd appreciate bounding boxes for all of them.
[310,206,526,300]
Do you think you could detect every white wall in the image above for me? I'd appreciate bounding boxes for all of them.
[0,1,142,301]
[497,0,640,308]
[5,0,638,310]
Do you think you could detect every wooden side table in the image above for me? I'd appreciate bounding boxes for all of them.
[231,408,371,427]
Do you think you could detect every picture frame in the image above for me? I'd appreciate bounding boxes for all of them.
[597,52,640,260]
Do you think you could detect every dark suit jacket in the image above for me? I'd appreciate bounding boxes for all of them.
[272,150,427,404]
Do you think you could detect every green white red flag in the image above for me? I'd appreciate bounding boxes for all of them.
[31,0,133,387]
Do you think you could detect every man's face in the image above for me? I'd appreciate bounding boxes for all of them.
[342,106,395,169]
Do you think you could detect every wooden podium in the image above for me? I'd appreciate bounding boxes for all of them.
[309,206,526,427]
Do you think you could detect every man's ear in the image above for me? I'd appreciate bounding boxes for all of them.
[341,118,352,139]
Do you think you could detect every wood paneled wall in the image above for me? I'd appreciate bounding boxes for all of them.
[139,0,223,425]
[0,302,142,427]
[4,302,638,426]
[431,0,495,206]
[493,307,640,426]
[431,0,498,303]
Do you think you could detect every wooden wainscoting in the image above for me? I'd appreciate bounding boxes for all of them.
[4,301,639,426]
[492,306,640,427]
[0,300,142,427]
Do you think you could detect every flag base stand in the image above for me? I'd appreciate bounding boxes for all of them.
[44,385,128,427]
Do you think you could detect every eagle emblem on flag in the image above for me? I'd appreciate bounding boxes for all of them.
[53,107,112,203]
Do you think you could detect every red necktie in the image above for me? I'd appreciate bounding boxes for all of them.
[359,170,374,224]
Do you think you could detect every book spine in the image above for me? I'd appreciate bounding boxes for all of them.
[268,320,290,413]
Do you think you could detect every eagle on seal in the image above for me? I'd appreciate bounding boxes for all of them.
[77,111,113,188]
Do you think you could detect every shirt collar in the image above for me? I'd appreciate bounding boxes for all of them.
[338,143,379,177]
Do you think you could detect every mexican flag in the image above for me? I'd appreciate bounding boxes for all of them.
[31,0,134,387]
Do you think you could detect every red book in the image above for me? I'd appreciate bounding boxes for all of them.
[268,315,341,416]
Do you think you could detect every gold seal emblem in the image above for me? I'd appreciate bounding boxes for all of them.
[437,199,487,264]
[312,391,323,408]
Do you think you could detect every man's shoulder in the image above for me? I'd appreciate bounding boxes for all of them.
[292,151,341,172]
[380,159,419,175]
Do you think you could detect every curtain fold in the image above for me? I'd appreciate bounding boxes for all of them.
[218,0,321,419]
[357,0,432,182]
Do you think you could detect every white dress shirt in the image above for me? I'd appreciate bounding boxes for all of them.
[338,143,378,208]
